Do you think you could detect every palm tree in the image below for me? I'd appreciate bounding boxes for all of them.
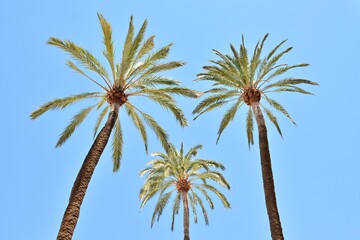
[30,14,199,240]
[139,143,231,240]
[193,34,318,239]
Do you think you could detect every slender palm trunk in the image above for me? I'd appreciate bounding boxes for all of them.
[251,102,284,240]
[57,103,120,240]
[182,192,190,240]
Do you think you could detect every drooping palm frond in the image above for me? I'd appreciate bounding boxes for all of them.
[140,143,230,231]
[194,34,319,145]
[30,92,102,120]
[56,105,96,148]
[112,118,123,172]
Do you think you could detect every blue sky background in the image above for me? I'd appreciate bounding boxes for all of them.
[1,0,360,239]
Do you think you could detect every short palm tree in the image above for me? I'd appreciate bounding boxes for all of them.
[193,34,318,239]
[30,14,199,240]
[140,143,231,240]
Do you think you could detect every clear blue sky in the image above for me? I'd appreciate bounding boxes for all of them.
[1,0,360,239]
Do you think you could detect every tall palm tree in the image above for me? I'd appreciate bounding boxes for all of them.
[30,14,199,240]
[193,34,318,239]
[140,143,231,240]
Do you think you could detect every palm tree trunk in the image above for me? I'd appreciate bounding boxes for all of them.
[182,192,190,240]
[57,103,120,240]
[251,102,284,240]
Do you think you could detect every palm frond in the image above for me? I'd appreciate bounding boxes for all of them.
[56,105,95,147]
[118,15,135,83]
[262,106,282,137]
[66,60,109,90]
[192,190,209,225]
[262,78,318,91]
[30,92,101,120]
[188,193,198,224]
[137,92,188,127]
[128,76,180,89]
[136,35,155,62]
[124,19,148,78]
[258,46,292,81]
[141,61,185,76]
[97,13,116,81]
[194,185,214,209]
[47,37,111,86]
[263,95,296,125]
[192,91,239,115]
[171,193,181,231]
[151,191,173,227]
[137,107,170,151]
[246,107,254,147]
[125,103,148,153]
[216,98,243,144]
[239,36,250,84]
[93,106,109,138]
[112,118,123,172]
[258,64,309,87]
[250,34,268,81]
[202,184,231,209]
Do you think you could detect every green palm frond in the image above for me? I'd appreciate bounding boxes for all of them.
[128,44,173,85]
[140,143,230,230]
[250,34,268,81]
[262,78,318,90]
[193,185,214,209]
[112,118,123,172]
[47,37,111,87]
[135,35,155,63]
[216,98,243,144]
[188,193,198,223]
[125,103,148,153]
[142,61,186,76]
[132,105,170,151]
[258,46,292,82]
[118,16,135,83]
[194,192,209,225]
[130,76,180,89]
[202,184,231,209]
[93,106,109,138]
[151,191,173,227]
[30,92,101,120]
[56,105,95,147]
[246,107,254,147]
[262,95,296,125]
[262,106,282,137]
[171,193,181,231]
[139,92,188,127]
[97,13,116,80]
[192,90,239,116]
[66,60,109,91]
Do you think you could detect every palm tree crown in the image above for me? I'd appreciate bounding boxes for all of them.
[193,34,318,146]
[31,14,199,171]
[139,143,231,232]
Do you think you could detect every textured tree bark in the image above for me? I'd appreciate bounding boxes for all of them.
[182,192,190,240]
[57,103,120,240]
[251,102,284,240]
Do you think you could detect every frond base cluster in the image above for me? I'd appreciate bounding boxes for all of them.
[176,178,191,193]
[243,86,261,105]
[107,85,128,105]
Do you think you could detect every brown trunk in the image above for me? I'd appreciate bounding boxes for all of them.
[182,192,190,240]
[251,102,284,240]
[56,103,120,240]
